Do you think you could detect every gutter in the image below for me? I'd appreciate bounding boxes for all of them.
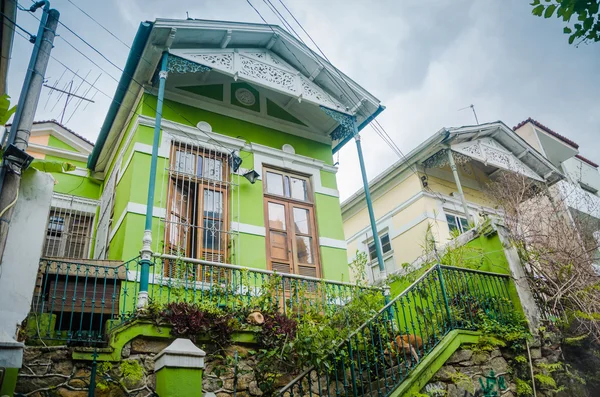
[87,21,153,170]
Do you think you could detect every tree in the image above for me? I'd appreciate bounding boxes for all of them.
[531,0,600,45]
[486,172,600,343]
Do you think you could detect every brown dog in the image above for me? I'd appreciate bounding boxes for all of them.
[384,334,423,363]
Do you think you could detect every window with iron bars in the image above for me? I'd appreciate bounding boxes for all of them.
[42,194,97,259]
[163,141,235,277]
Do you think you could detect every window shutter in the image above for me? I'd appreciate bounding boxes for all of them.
[94,161,120,259]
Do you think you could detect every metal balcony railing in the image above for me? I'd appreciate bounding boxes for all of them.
[30,255,384,345]
[279,265,515,397]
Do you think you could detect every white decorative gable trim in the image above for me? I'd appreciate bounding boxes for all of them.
[169,48,348,112]
[451,138,542,181]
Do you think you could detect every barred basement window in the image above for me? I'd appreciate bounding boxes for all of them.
[163,141,234,277]
[42,194,97,259]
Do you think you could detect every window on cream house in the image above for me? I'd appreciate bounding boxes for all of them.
[367,233,395,278]
[446,213,469,234]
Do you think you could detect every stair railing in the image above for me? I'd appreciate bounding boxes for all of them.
[279,264,514,397]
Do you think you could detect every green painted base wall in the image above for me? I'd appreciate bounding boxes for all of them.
[390,330,481,397]
[156,367,203,397]
[0,367,18,396]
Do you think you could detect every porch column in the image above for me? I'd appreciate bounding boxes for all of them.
[354,129,386,277]
[138,51,169,309]
[447,149,473,224]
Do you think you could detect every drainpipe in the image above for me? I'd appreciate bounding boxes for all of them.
[447,148,472,224]
[138,51,169,309]
[353,120,386,280]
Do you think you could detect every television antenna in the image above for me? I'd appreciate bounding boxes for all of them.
[43,79,95,124]
[458,104,479,125]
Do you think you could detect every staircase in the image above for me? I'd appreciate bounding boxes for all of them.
[279,264,515,397]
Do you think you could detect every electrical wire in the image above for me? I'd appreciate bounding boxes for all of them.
[65,0,131,49]
[16,0,238,166]
[251,0,422,180]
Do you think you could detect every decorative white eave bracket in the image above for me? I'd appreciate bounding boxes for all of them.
[169,48,350,114]
[450,137,543,181]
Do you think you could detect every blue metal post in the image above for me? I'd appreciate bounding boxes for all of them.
[353,120,385,277]
[138,51,168,309]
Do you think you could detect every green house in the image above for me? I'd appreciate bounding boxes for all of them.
[31,18,384,340]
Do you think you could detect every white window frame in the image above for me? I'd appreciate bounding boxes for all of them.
[444,212,470,234]
[43,193,98,259]
[365,232,395,282]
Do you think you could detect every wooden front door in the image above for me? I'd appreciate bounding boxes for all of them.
[264,168,320,278]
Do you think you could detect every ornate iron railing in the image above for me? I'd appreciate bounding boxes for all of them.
[149,254,383,319]
[30,255,384,344]
[31,257,141,344]
[279,265,514,397]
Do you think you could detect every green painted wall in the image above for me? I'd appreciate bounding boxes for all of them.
[320,246,350,281]
[48,135,78,153]
[320,170,338,189]
[141,94,334,165]
[103,93,348,281]
[315,194,345,240]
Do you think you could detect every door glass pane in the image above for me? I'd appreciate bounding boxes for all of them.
[459,217,469,233]
[204,190,223,219]
[175,150,195,174]
[202,219,223,250]
[171,184,189,219]
[290,177,307,201]
[293,208,310,234]
[203,157,223,181]
[270,231,289,260]
[266,172,284,196]
[268,202,286,230]
[296,236,313,264]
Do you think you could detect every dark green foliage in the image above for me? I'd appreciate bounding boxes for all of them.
[531,0,600,45]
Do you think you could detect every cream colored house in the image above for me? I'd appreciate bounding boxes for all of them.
[342,121,563,282]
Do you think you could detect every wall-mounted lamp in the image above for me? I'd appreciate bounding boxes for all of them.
[229,152,242,172]
[4,144,34,175]
[243,169,260,184]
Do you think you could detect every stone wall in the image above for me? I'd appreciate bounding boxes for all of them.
[419,336,563,397]
[15,337,267,397]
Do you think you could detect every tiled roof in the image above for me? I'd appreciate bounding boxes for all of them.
[575,154,599,168]
[513,117,579,149]
[6,119,95,146]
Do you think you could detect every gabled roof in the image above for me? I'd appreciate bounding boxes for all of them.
[88,19,383,173]
[342,121,564,214]
[31,120,95,146]
[7,119,94,150]
[513,118,579,149]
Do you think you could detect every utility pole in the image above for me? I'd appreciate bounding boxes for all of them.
[0,6,60,263]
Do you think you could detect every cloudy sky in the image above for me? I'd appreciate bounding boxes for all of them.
[8,0,600,200]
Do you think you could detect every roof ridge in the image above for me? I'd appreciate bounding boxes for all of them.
[513,117,578,149]
[7,119,95,147]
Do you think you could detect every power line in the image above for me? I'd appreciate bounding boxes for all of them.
[65,0,131,49]
[254,0,421,176]
[15,0,235,164]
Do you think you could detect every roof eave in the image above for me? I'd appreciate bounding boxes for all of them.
[88,21,154,171]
